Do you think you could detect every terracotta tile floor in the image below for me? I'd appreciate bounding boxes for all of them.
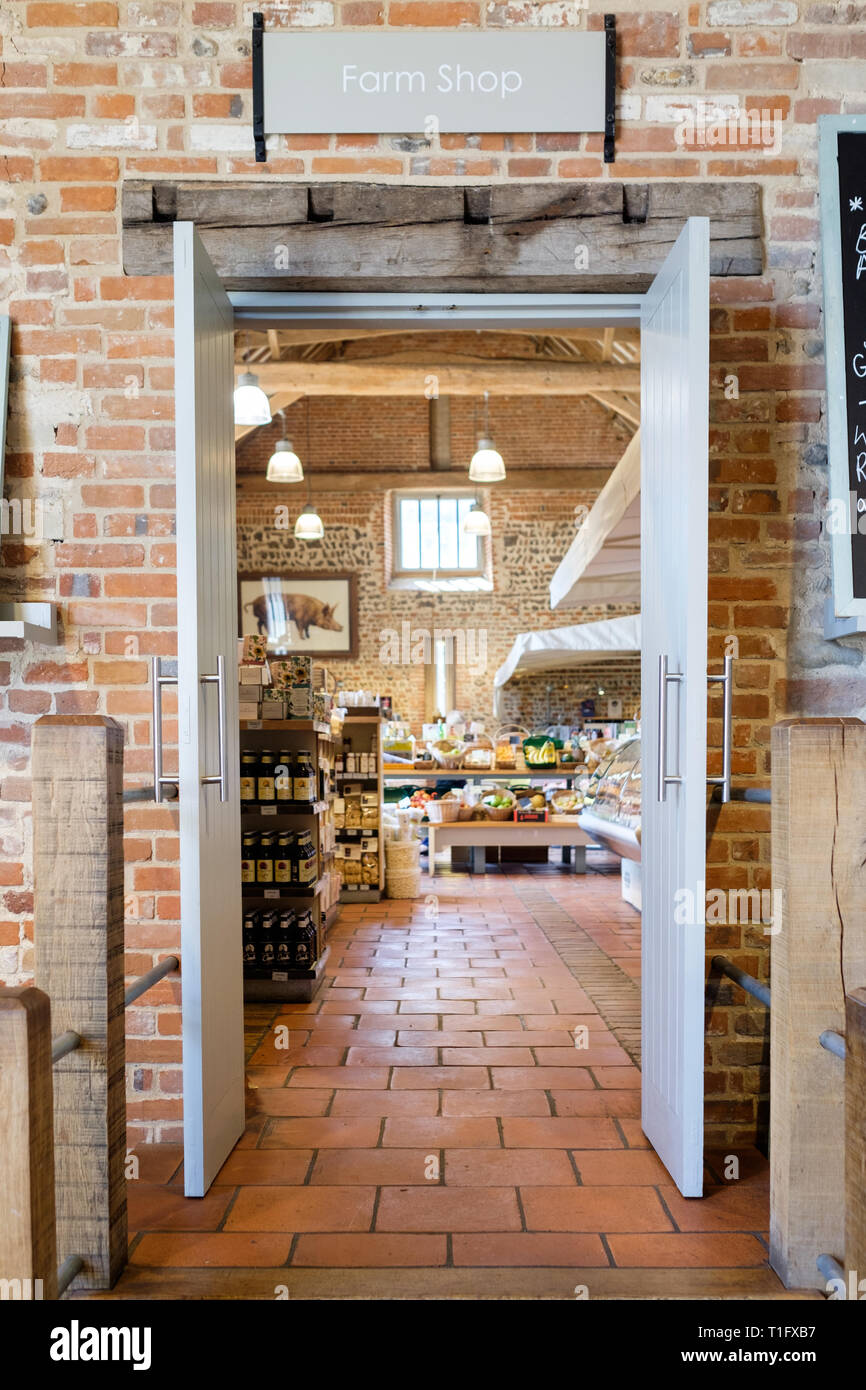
[123,862,777,1295]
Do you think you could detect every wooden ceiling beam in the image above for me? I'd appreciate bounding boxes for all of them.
[233,390,301,444]
[243,361,641,396]
[236,466,617,494]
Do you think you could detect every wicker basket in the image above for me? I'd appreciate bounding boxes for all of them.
[462,734,495,771]
[427,738,465,770]
[479,789,516,821]
[386,866,421,899]
[386,839,421,870]
[426,798,460,823]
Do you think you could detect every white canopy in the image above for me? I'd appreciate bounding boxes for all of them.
[550,429,641,610]
[493,612,641,715]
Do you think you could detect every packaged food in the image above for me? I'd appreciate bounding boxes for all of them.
[361,837,379,886]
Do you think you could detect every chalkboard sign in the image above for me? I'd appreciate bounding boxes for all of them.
[819,117,866,617]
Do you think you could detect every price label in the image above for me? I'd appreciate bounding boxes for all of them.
[261,805,277,816]
[264,889,280,900]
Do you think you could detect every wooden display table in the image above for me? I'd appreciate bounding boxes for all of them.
[426,817,591,876]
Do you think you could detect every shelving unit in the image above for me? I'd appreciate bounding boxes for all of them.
[336,713,384,903]
[238,717,341,1003]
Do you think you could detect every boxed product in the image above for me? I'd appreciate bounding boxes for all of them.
[239,664,267,685]
[345,793,362,829]
[238,700,261,720]
[239,633,268,664]
[260,694,287,720]
[270,655,313,691]
[361,792,379,830]
[333,797,345,830]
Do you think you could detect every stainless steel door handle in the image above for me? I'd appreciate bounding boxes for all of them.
[200,653,228,802]
[707,654,733,804]
[657,653,683,802]
[151,656,178,803]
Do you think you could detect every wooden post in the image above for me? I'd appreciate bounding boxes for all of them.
[770,719,866,1289]
[0,988,58,1300]
[845,987,866,1294]
[31,715,127,1292]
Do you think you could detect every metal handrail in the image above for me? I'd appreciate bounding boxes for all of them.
[124,955,179,1009]
[819,1029,846,1060]
[56,1255,84,1299]
[122,783,177,805]
[712,786,772,804]
[816,1253,843,1286]
[51,1031,82,1065]
[710,955,771,1008]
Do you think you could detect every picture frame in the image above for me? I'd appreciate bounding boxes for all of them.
[238,571,358,659]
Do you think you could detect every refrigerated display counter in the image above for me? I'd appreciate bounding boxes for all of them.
[578,736,642,909]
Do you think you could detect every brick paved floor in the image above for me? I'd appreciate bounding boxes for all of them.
[121,862,776,1293]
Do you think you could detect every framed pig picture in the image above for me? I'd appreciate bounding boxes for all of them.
[238,571,358,659]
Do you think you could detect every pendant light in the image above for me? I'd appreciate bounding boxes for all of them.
[468,392,505,483]
[266,409,304,483]
[294,503,324,542]
[294,406,323,540]
[463,502,491,537]
[233,336,271,426]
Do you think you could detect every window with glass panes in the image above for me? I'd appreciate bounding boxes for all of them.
[395,493,482,574]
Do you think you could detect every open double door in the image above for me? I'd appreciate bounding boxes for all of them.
[172,219,710,1199]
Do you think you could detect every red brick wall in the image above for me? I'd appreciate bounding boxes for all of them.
[0,0,860,1144]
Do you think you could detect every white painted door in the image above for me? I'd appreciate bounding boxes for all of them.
[640,218,710,1198]
[174,222,245,1197]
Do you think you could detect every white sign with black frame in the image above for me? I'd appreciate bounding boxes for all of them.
[251,14,616,162]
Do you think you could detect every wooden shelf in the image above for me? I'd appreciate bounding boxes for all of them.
[339,887,382,902]
[240,719,330,734]
[242,876,327,900]
[243,946,330,1003]
[342,714,384,724]
[241,800,327,816]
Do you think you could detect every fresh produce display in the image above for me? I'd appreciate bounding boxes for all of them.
[523,737,561,767]
[483,791,514,810]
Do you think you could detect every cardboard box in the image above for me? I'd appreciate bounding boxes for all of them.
[239,664,265,685]
[238,702,261,721]
[239,633,268,664]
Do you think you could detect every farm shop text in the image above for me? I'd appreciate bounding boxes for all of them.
[341,64,523,99]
